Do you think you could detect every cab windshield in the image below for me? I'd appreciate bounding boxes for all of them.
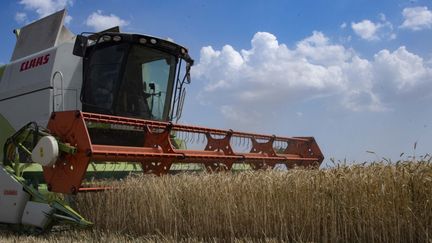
[82,43,177,121]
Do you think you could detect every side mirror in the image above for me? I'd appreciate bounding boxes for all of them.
[73,35,88,57]
[176,87,186,122]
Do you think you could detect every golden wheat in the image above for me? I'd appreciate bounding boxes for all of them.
[1,161,431,242]
[71,161,432,242]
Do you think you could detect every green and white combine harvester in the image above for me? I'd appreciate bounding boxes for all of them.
[0,10,323,233]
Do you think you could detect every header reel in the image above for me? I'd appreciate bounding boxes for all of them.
[41,111,324,194]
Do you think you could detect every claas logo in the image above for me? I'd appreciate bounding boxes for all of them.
[20,54,50,72]
[3,189,18,196]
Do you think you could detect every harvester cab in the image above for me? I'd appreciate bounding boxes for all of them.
[74,30,193,146]
[75,28,193,123]
[0,9,323,233]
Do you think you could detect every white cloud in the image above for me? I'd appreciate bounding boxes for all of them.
[219,105,264,128]
[378,13,386,22]
[193,32,432,125]
[85,10,129,32]
[351,15,394,41]
[400,6,432,31]
[15,12,28,24]
[64,15,72,24]
[351,20,380,40]
[342,90,386,112]
[340,22,347,29]
[374,46,432,92]
[17,0,73,24]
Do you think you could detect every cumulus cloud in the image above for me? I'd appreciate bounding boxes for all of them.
[193,32,432,125]
[14,12,28,24]
[340,22,347,29]
[373,46,432,101]
[85,10,129,31]
[400,6,432,31]
[351,20,380,40]
[18,0,73,24]
[351,15,394,41]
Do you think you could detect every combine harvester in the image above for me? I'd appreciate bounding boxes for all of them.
[0,10,323,233]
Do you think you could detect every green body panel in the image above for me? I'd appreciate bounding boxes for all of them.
[1,165,92,231]
[0,114,16,158]
[0,65,5,80]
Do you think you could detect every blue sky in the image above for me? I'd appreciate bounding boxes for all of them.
[1,0,432,164]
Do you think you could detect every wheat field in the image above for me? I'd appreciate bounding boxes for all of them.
[1,161,431,242]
